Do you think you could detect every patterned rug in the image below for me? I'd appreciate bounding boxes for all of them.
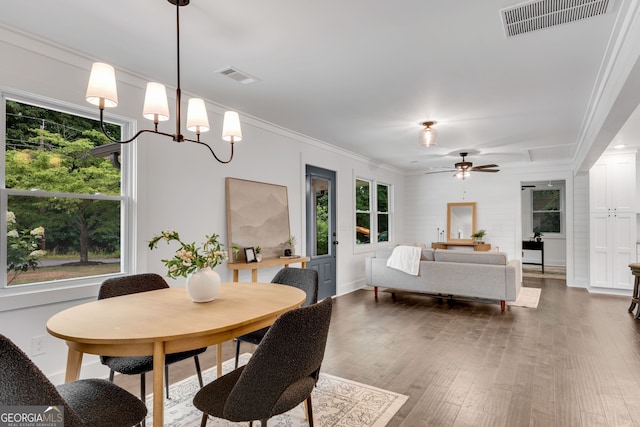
[146,354,408,426]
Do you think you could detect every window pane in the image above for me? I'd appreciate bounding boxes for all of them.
[533,212,561,233]
[355,179,370,211]
[6,195,122,286]
[5,100,121,195]
[377,214,389,242]
[532,190,560,211]
[377,184,388,212]
[356,213,370,245]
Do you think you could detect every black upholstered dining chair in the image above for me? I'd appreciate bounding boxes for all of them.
[234,267,319,368]
[98,274,206,404]
[194,296,333,427]
[0,333,147,427]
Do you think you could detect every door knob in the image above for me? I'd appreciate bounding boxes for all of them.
[333,241,339,245]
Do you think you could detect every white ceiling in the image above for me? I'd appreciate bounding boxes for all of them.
[2,0,639,173]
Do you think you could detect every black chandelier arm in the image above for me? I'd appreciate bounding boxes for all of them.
[98,108,175,144]
[184,137,235,164]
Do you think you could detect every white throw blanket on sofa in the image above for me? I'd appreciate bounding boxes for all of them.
[386,245,422,276]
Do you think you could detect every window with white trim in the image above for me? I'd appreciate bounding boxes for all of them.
[531,188,562,235]
[2,93,133,288]
[355,178,391,245]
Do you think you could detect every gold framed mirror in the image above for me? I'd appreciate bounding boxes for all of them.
[447,202,477,242]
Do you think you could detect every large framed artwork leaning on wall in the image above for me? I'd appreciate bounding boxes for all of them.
[225,177,291,262]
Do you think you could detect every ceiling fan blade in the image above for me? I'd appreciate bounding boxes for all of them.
[425,169,456,175]
[471,164,499,169]
[472,169,500,173]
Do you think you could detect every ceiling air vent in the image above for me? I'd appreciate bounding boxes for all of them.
[500,0,612,37]
[216,66,260,85]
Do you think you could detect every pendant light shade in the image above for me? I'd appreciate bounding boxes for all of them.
[143,82,170,122]
[419,121,438,147]
[222,111,242,142]
[186,98,210,133]
[86,63,118,108]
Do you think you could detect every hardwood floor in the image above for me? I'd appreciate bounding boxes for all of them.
[113,277,640,426]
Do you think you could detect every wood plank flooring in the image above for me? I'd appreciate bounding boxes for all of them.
[113,277,640,426]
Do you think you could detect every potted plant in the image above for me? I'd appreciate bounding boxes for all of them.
[231,244,240,262]
[533,228,543,242]
[255,246,262,262]
[471,229,486,244]
[284,235,296,256]
[148,230,228,302]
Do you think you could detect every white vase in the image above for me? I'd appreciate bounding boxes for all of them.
[186,267,221,303]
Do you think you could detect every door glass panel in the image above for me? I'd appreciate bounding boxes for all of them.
[312,177,330,256]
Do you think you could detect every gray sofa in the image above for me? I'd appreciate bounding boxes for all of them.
[365,247,522,310]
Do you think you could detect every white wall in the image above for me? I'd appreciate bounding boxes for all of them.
[405,166,580,286]
[0,27,406,381]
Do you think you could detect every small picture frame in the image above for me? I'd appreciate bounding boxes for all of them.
[244,247,257,263]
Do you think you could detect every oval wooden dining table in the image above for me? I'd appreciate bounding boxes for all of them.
[47,282,306,427]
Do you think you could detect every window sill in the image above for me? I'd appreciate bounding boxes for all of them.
[0,280,104,313]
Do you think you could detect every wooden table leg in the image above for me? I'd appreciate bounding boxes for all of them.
[217,343,223,377]
[251,269,258,282]
[233,270,239,282]
[64,346,83,382]
[629,275,639,313]
[152,341,165,427]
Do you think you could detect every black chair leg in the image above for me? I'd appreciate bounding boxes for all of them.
[165,365,170,399]
[194,355,204,388]
[235,339,241,368]
[306,396,314,427]
[140,373,146,427]
[200,413,208,427]
[109,369,115,382]
[260,419,268,427]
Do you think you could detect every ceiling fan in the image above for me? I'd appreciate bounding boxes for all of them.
[425,152,500,178]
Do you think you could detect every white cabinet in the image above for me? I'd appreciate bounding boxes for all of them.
[589,153,636,290]
[590,154,636,213]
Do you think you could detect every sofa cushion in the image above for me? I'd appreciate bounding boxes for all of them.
[379,245,433,261]
[397,242,427,249]
[421,249,434,261]
[434,249,507,265]
[375,248,394,259]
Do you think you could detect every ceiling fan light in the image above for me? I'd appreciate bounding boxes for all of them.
[455,170,470,180]
[418,121,438,147]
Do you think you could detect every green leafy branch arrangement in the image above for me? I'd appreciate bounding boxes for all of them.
[148,230,227,279]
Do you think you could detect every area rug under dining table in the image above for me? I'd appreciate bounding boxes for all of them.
[146,354,408,426]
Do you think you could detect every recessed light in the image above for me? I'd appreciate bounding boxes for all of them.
[614,144,626,149]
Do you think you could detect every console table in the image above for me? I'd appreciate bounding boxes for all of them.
[431,242,491,251]
[522,240,544,273]
[227,256,310,282]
